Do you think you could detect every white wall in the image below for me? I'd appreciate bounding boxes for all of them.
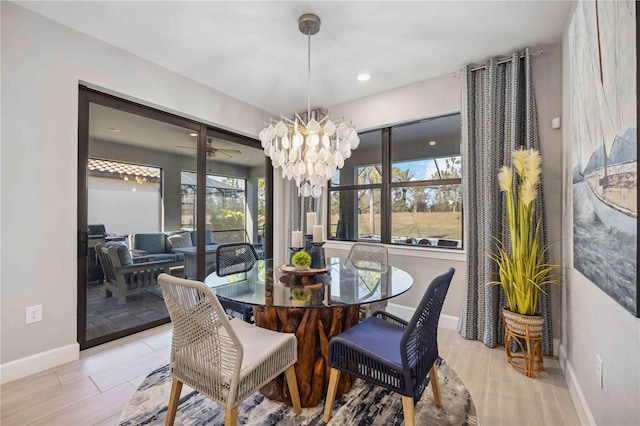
[561,3,640,425]
[0,2,271,378]
[88,177,161,235]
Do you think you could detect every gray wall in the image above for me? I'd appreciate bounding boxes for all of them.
[560,3,640,425]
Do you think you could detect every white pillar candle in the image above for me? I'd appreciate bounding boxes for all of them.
[313,225,324,243]
[292,231,303,248]
[306,212,316,234]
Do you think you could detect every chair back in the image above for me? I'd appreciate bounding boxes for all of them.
[157,273,244,405]
[348,243,388,272]
[400,267,454,400]
[94,243,119,284]
[216,243,258,277]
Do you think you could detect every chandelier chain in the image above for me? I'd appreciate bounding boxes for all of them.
[259,13,360,199]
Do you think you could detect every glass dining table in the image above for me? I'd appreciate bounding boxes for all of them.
[204,256,413,408]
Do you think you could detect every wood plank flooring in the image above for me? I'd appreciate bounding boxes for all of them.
[0,325,581,425]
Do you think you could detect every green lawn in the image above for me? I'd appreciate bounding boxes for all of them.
[330,211,462,240]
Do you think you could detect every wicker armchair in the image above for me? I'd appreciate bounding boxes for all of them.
[323,268,455,426]
[157,273,301,426]
[215,243,258,323]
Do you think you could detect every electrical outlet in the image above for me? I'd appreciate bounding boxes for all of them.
[596,355,603,388]
[26,305,43,324]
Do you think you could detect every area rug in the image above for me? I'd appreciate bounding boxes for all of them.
[119,358,478,425]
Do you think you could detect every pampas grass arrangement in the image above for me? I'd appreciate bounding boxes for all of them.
[490,148,558,316]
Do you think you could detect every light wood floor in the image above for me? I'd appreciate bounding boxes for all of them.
[1,325,581,425]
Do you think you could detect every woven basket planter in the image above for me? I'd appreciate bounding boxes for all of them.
[502,308,543,337]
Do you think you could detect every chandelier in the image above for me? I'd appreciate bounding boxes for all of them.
[259,13,359,199]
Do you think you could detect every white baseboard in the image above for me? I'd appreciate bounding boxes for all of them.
[0,343,79,384]
[561,344,596,426]
[386,303,459,330]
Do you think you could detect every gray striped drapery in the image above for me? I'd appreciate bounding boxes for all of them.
[457,48,553,356]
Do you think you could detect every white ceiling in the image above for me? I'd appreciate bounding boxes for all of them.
[15,1,572,116]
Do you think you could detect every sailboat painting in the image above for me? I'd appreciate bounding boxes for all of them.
[570,0,638,316]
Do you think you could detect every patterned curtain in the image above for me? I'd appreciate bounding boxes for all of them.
[457,48,553,355]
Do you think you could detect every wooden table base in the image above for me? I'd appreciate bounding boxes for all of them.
[254,305,360,407]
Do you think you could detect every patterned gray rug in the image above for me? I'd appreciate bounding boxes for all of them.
[119,358,478,425]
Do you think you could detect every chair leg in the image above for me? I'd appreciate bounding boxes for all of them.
[224,407,238,426]
[401,395,415,426]
[323,368,341,423]
[429,364,442,407]
[285,365,302,415]
[165,378,183,426]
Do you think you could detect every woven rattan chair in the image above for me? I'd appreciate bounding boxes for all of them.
[157,273,301,426]
[215,243,258,323]
[348,242,389,272]
[323,268,455,426]
[349,243,389,318]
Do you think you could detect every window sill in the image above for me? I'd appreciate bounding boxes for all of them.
[324,240,466,262]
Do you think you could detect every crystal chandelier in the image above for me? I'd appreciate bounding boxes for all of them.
[259,13,359,199]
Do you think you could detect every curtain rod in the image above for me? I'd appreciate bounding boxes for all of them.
[452,48,544,77]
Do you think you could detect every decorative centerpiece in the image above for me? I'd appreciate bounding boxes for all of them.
[489,148,558,377]
[291,251,312,271]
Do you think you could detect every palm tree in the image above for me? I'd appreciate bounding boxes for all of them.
[358,165,382,235]
[392,167,416,211]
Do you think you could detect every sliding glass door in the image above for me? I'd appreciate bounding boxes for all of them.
[77,87,269,349]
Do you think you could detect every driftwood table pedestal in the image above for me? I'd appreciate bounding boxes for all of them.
[254,305,360,408]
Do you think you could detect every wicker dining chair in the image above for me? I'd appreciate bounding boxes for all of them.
[157,273,301,426]
[348,242,389,272]
[349,243,389,318]
[215,243,258,323]
[323,268,455,426]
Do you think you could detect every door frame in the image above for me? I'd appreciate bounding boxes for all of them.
[77,86,272,349]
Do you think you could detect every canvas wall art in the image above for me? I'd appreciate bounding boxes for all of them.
[569,0,638,316]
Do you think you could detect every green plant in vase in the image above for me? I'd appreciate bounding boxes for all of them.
[489,149,558,318]
[291,251,312,270]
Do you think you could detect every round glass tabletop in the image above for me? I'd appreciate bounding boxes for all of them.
[205,257,413,309]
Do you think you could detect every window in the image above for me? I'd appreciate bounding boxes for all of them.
[181,171,247,242]
[328,114,462,249]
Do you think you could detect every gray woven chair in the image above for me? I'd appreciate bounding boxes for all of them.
[323,268,455,426]
[349,243,389,318]
[157,273,301,426]
[215,243,258,322]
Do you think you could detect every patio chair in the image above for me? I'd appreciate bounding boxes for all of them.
[157,273,301,426]
[94,242,171,305]
[215,243,258,323]
[323,268,455,426]
[348,243,389,318]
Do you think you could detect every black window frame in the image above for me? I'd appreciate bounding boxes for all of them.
[327,114,463,249]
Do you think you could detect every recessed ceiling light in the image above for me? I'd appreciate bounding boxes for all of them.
[428,140,437,146]
[189,132,198,137]
[357,73,370,82]
[107,128,120,133]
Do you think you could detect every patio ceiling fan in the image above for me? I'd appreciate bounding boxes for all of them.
[176,138,241,159]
